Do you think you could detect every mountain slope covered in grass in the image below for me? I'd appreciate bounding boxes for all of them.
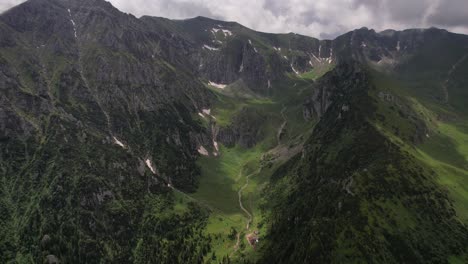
[0,0,467,263]
[260,63,468,263]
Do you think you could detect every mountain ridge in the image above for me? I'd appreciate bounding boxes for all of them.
[0,0,467,263]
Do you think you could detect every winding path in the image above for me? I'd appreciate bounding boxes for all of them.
[277,105,288,145]
[238,170,254,230]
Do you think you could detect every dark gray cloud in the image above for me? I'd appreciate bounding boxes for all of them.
[0,0,23,14]
[428,0,468,27]
[1,0,467,38]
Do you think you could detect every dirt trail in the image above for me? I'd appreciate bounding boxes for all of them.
[277,105,288,145]
[238,166,262,228]
[238,170,254,230]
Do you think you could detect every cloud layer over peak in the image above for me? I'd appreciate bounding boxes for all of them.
[2,0,467,39]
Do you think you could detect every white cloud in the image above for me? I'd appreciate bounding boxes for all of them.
[0,0,25,14]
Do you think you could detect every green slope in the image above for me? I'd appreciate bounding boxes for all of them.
[259,64,468,263]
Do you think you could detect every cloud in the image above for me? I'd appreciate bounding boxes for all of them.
[427,0,468,28]
[0,0,25,14]
[1,0,467,38]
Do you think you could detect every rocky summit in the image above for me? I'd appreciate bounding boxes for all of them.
[0,0,467,263]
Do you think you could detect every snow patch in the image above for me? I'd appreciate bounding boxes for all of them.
[290,64,299,75]
[361,42,367,48]
[113,137,125,148]
[283,55,288,60]
[202,108,211,115]
[396,41,401,51]
[311,53,321,62]
[239,61,244,72]
[273,47,281,52]
[67,9,77,38]
[222,29,232,37]
[209,81,227,89]
[211,28,233,38]
[199,108,217,120]
[212,140,219,156]
[308,60,313,66]
[327,48,334,64]
[203,45,219,51]
[145,159,157,174]
[197,146,209,156]
[248,39,258,52]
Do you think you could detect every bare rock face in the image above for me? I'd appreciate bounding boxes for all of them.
[216,108,266,148]
[1,1,467,263]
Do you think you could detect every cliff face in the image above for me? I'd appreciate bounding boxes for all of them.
[215,107,267,148]
[140,15,336,94]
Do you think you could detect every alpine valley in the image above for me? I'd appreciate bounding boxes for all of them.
[0,0,467,263]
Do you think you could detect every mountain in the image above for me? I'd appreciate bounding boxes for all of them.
[0,0,467,263]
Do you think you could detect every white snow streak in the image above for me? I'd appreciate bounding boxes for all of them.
[67,9,77,38]
[290,63,299,75]
[145,159,157,174]
[209,81,227,89]
[113,137,125,148]
[222,29,232,36]
[212,140,219,156]
[202,108,211,115]
[197,146,209,156]
[199,108,217,120]
[203,44,219,51]
[211,28,233,37]
[327,48,334,63]
[248,39,258,52]
[311,52,321,62]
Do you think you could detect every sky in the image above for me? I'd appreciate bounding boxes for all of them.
[1,0,468,39]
